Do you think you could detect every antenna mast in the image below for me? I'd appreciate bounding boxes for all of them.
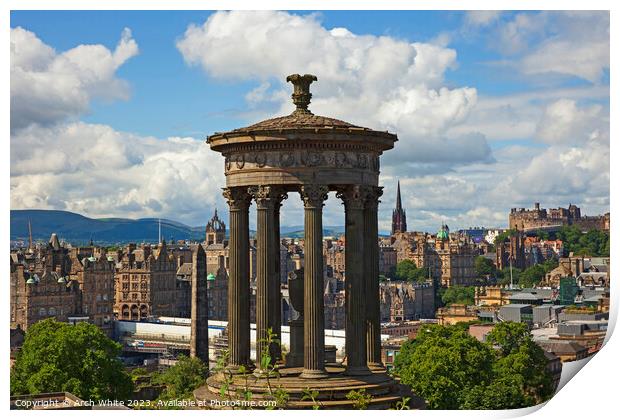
[28,219,33,251]
[158,218,162,244]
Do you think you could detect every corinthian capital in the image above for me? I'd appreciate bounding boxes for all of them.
[336,185,370,210]
[300,185,329,208]
[364,186,384,210]
[222,187,251,210]
[248,185,287,209]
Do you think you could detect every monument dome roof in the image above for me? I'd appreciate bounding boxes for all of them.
[208,73,396,142]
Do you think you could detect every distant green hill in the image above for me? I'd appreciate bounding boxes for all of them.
[10,210,204,245]
[10,209,356,245]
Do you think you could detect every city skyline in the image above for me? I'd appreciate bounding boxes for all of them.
[10,10,610,233]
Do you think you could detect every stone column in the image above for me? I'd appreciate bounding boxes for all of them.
[223,187,252,371]
[337,185,371,376]
[300,185,329,379]
[364,186,383,369]
[249,185,280,371]
[190,244,209,366]
[271,190,287,363]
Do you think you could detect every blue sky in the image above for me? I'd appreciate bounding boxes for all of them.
[10,10,610,232]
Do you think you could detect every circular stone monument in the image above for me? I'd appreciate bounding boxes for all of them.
[194,74,424,409]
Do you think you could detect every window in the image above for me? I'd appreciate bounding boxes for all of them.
[103,294,108,301]
[48,307,56,316]
[122,283,129,290]
[39,308,46,316]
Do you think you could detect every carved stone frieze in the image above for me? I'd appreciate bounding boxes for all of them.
[225,150,378,173]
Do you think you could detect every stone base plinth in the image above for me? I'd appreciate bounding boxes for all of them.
[193,364,425,410]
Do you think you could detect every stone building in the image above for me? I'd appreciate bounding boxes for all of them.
[10,234,80,331]
[509,202,609,232]
[379,281,435,322]
[404,225,477,287]
[474,286,511,307]
[206,209,226,245]
[324,236,345,280]
[74,253,115,336]
[379,240,397,276]
[324,290,346,330]
[114,241,178,320]
[391,180,407,235]
[542,256,584,287]
[175,262,193,318]
[496,231,526,271]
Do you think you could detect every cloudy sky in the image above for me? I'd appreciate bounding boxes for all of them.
[10,10,610,233]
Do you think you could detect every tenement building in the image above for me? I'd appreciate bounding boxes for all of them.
[10,233,114,335]
[114,241,178,320]
[509,202,609,232]
[379,281,435,322]
[74,253,115,336]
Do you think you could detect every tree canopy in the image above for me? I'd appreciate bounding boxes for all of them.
[556,226,609,257]
[394,322,554,409]
[10,319,133,400]
[393,259,428,283]
[439,286,476,306]
[474,256,496,278]
[152,355,208,399]
[494,229,518,245]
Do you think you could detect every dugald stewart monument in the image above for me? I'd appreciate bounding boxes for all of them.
[193,74,422,408]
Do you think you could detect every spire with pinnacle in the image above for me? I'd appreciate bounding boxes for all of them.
[391,180,407,235]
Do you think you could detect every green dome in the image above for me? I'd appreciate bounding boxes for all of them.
[57,277,66,284]
[437,224,450,241]
[26,277,36,285]
[207,273,216,281]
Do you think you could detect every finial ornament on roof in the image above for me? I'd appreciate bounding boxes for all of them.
[286,73,317,114]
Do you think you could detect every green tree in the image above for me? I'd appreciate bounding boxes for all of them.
[474,256,496,278]
[394,324,494,409]
[394,322,554,409]
[10,319,133,400]
[494,229,518,245]
[497,267,522,286]
[153,355,208,399]
[556,226,610,257]
[487,323,553,405]
[461,376,528,409]
[439,286,476,306]
[394,259,427,283]
[518,265,546,288]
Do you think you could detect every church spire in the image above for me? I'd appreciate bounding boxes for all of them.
[391,180,407,236]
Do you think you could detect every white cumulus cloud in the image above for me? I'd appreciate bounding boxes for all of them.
[11,26,139,131]
[177,10,492,167]
[11,122,226,223]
